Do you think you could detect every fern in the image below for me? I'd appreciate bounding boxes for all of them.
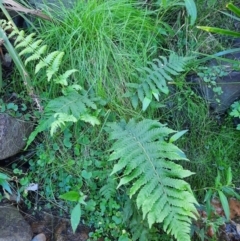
[27,88,100,146]
[15,33,36,49]
[19,40,43,56]
[100,175,117,200]
[126,53,189,111]
[50,113,77,135]
[46,51,64,81]
[107,119,198,241]
[54,69,78,86]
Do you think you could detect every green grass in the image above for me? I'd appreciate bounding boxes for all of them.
[30,0,162,109]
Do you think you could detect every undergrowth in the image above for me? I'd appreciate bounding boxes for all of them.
[1,0,240,241]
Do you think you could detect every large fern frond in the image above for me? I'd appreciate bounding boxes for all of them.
[108,119,198,241]
[126,54,189,111]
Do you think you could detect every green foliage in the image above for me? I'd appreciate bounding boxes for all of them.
[0,20,34,95]
[157,0,197,25]
[230,101,240,130]
[197,66,227,103]
[27,87,100,145]
[35,0,161,106]
[2,22,101,145]
[59,191,86,233]
[108,119,198,241]
[197,3,240,37]
[204,167,240,221]
[7,1,240,240]
[126,53,189,111]
[0,172,12,196]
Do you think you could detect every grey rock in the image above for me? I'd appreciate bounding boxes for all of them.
[0,114,33,160]
[189,71,240,113]
[0,204,32,241]
[189,50,240,113]
[31,233,46,241]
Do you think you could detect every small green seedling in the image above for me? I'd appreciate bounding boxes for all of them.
[59,190,86,233]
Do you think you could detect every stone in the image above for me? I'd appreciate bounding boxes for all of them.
[31,233,46,241]
[0,204,33,241]
[189,70,240,113]
[0,114,33,160]
[188,50,240,113]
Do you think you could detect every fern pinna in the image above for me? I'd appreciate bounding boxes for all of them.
[126,54,189,111]
[108,119,198,241]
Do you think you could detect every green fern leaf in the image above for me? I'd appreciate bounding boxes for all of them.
[46,90,89,117]
[27,89,100,146]
[54,69,78,86]
[50,113,77,135]
[15,33,35,49]
[100,176,117,200]
[0,20,7,30]
[26,115,55,147]
[127,53,189,111]
[44,51,60,65]
[2,22,13,33]
[25,45,47,66]
[108,119,198,241]
[13,30,25,45]
[19,40,43,56]
[46,52,64,81]
[8,28,18,39]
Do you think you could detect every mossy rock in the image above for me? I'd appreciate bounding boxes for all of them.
[0,113,33,160]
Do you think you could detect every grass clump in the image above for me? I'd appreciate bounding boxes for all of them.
[33,0,161,107]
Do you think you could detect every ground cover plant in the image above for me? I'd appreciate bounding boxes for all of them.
[1,0,240,240]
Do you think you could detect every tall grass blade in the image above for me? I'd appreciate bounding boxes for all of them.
[185,0,197,25]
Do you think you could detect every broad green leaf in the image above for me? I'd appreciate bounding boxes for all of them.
[59,191,80,202]
[218,190,230,221]
[131,94,138,109]
[7,103,18,111]
[222,186,240,199]
[197,26,240,38]
[162,0,167,8]
[226,167,232,186]
[142,96,152,111]
[152,90,159,101]
[0,172,10,180]
[71,203,81,233]
[0,179,12,194]
[227,3,240,18]
[204,189,212,203]
[81,170,92,180]
[185,0,197,25]
[169,130,188,143]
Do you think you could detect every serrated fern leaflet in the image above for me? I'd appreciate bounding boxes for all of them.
[108,119,198,241]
